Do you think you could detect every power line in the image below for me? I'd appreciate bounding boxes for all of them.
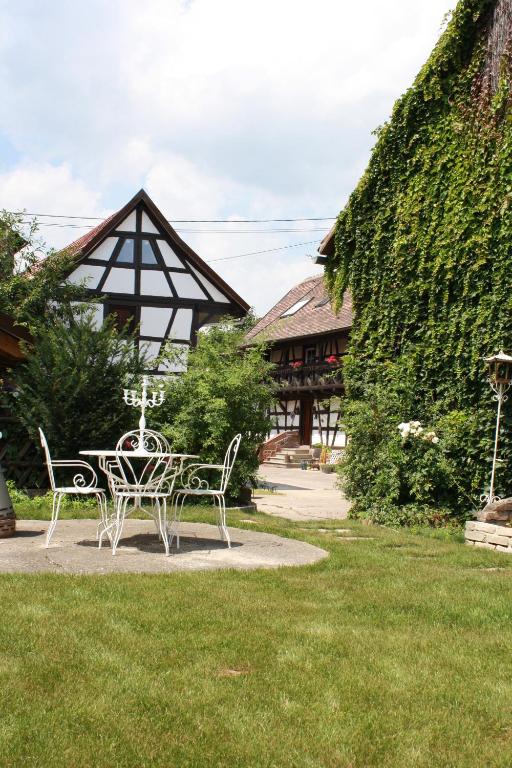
[206,239,321,262]
[10,210,336,224]
[19,219,328,234]
[11,212,325,262]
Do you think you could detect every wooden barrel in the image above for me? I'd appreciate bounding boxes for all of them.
[0,466,15,538]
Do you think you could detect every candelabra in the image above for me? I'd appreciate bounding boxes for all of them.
[481,351,512,506]
[123,376,165,449]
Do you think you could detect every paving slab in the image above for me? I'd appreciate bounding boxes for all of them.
[0,519,327,575]
[256,464,350,521]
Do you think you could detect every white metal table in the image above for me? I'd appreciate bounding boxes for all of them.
[79,449,199,553]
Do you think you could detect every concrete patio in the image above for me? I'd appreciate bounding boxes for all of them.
[0,518,327,574]
[256,464,350,521]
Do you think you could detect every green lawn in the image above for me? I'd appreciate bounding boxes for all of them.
[2,501,512,767]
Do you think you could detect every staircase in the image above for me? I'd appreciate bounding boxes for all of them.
[258,430,300,463]
[264,446,314,468]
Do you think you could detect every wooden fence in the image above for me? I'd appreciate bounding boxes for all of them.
[0,409,46,489]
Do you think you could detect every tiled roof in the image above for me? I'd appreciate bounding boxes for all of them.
[318,223,336,257]
[64,212,118,256]
[33,189,250,312]
[246,275,352,343]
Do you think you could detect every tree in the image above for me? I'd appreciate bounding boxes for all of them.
[0,210,88,326]
[154,320,275,500]
[3,307,145,466]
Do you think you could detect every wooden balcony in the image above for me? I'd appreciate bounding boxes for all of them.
[270,360,343,394]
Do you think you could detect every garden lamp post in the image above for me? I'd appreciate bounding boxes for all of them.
[481,351,512,505]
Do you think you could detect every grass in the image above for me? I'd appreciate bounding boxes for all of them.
[2,498,512,767]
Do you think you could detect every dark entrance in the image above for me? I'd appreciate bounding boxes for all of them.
[299,397,313,445]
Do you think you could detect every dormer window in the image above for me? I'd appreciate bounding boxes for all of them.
[281,297,311,317]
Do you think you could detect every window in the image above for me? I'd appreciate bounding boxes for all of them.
[304,346,316,363]
[107,305,136,333]
[281,297,311,317]
[141,239,158,265]
[116,239,134,263]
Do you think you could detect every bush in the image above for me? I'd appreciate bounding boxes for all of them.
[154,320,275,501]
[338,356,493,526]
[3,307,145,477]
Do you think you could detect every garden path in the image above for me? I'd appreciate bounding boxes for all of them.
[0,519,326,574]
[255,465,350,521]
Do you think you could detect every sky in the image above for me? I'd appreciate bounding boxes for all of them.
[0,0,456,315]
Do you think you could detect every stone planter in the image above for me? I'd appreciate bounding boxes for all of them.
[0,464,15,538]
[465,498,512,553]
[465,520,512,553]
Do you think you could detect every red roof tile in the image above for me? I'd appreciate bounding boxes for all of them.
[246,275,352,343]
[64,211,118,256]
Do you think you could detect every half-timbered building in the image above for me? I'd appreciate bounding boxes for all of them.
[60,189,249,372]
[246,275,352,447]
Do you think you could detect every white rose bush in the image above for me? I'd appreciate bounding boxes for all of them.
[337,358,482,528]
[398,421,440,444]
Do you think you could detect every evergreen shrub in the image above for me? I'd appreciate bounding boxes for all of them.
[2,307,145,483]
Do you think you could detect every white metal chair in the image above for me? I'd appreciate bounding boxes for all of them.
[38,427,108,547]
[102,429,179,555]
[169,434,242,549]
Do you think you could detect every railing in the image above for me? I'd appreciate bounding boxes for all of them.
[271,361,343,392]
[258,430,299,462]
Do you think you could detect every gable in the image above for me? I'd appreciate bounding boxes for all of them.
[62,189,249,374]
[68,206,231,303]
[65,189,249,312]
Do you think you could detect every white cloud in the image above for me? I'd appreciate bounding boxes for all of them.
[0,0,457,312]
[0,162,108,249]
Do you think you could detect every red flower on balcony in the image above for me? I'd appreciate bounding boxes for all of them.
[290,360,303,369]
[326,355,339,364]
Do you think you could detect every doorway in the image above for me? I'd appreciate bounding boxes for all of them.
[299,398,313,445]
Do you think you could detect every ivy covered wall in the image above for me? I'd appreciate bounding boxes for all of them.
[326,0,512,519]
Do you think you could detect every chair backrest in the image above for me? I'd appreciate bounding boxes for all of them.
[220,434,242,493]
[112,429,175,492]
[39,427,56,491]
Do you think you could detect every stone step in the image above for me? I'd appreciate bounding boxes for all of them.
[266,454,308,463]
[263,460,304,468]
[277,449,313,457]
[274,456,312,462]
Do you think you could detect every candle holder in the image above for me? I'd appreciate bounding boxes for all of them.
[123,376,165,450]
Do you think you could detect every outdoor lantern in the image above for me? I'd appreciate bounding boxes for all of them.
[482,351,512,505]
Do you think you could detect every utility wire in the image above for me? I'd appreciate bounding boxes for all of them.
[21,224,325,235]
[206,239,321,262]
[19,219,328,234]
[10,210,336,224]
[11,213,325,262]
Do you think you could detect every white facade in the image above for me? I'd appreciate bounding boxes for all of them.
[66,191,247,373]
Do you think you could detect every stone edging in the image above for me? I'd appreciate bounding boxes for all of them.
[465,520,512,553]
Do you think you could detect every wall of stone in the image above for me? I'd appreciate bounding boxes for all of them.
[465,520,512,553]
